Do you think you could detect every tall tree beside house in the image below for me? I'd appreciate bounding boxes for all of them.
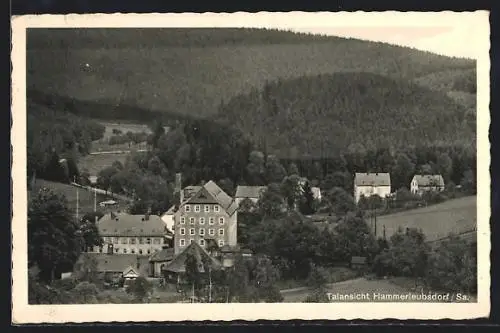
[257,183,286,218]
[324,187,356,216]
[436,152,453,182]
[281,174,302,210]
[185,252,202,294]
[391,153,415,190]
[218,178,235,196]
[43,150,68,183]
[28,188,83,283]
[300,180,316,215]
[79,214,103,252]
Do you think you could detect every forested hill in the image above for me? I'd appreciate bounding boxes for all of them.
[27,28,475,118]
[215,72,476,159]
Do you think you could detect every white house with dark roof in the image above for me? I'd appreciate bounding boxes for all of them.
[172,180,238,255]
[91,212,169,256]
[354,172,391,203]
[410,174,445,195]
[235,185,268,207]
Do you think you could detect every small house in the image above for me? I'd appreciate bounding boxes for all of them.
[235,185,268,208]
[410,174,445,195]
[162,241,222,284]
[149,246,175,278]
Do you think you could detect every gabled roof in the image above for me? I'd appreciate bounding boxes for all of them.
[354,173,391,186]
[161,205,177,216]
[97,213,167,237]
[149,247,175,262]
[76,253,139,273]
[412,174,445,187]
[235,186,268,199]
[183,180,238,216]
[122,265,140,277]
[163,242,222,273]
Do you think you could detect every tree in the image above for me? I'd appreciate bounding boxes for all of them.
[126,276,152,302]
[258,183,286,218]
[218,178,235,196]
[436,152,453,182]
[299,180,316,215]
[42,150,67,183]
[149,120,166,149]
[460,169,476,194]
[304,264,330,303]
[358,194,384,211]
[28,188,83,283]
[79,214,103,252]
[287,162,299,176]
[74,253,99,283]
[372,228,429,280]
[96,166,119,192]
[391,153,415,190]
[334,215,378,262]
[185,252,202,293]
[324,187,356,216]
[426,236,476,294]
[72,281,100,303]
[246,150,266,185]
[280,174,302,210]
[265,155,287,184]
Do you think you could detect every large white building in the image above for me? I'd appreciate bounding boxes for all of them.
[171,179,239,255]
[91,212,169,256]
[353,172,391,203]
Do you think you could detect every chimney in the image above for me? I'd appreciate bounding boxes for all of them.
[175,173,183,204]
[144,206,151,221]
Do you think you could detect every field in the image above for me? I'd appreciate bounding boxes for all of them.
[78,153,129,176]
[30,179,129,217]
[374,196,477,242]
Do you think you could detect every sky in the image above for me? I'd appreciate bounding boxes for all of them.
[291,25,481,60]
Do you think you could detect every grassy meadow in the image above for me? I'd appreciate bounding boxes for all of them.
[375,196,477,242]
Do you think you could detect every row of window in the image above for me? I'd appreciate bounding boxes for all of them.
[179,216,224,225]
[97,247,158,255]
[184,204,220,213]
[179,228,224,236]
[179,238,224,247]
[102,237,164,245]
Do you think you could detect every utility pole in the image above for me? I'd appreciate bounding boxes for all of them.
[208,267,212,303]
[75,176,79,223]
[94,187,97,212]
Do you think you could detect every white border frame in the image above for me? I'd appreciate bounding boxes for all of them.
[11,11,490,323]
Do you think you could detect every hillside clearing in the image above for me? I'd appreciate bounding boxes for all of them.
[30,179,128,217]
[374,196,477,242]
[78,153,128,176]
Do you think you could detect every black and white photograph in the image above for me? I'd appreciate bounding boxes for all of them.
[11,11,490,322]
